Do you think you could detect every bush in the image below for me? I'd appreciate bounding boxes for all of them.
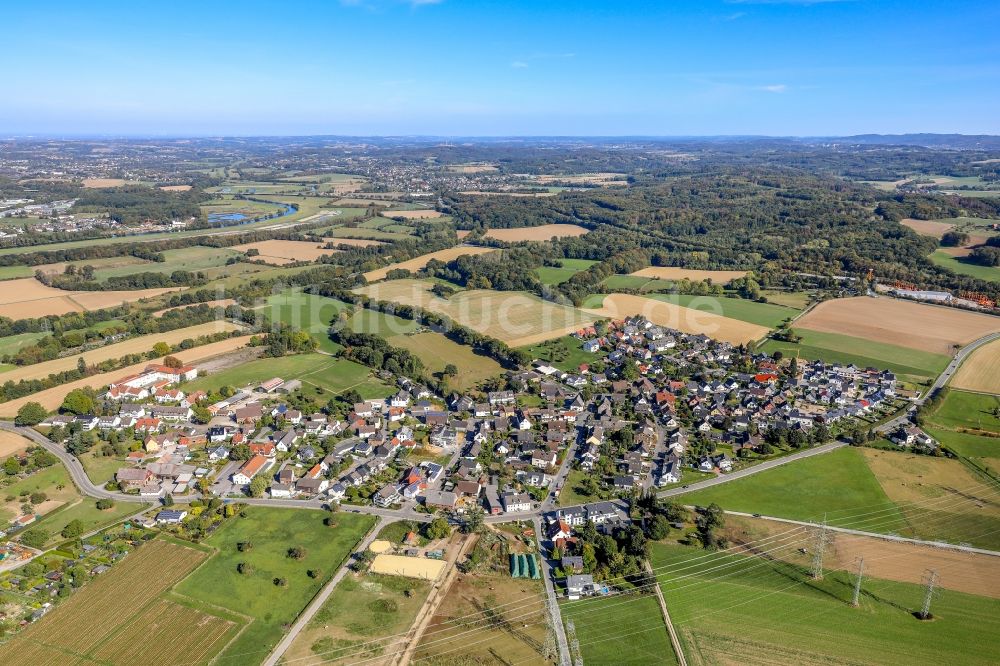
[237,561,254,576]
[20,527,49,549]
[96,498,114,510]
[61,519,85,539]
[287,546,307,560]
[29,492,47,505]
[370,598,399,613]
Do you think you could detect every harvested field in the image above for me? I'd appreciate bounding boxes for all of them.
[234,239,340,265]
[0,431,31,457]
[321,237,384,247]
[158,184,192,191]
[384,209,443,219]
[0,335,254,416]
[0,279,183,319]
[1,540,208,660]
[794,296,1000,355]
[91,598,237,666]
[726,514,1000,599]
[34,256,151,276]
[81,178,130,188]
[362,246,497,282]
[630,266,748,283]
[952,338,1000,393]
[356,279,596,346]
[534,172,627,185]
[482,223,590,241]
[446,164,498,173]
[584,293,770,344]
[370,554,446,580]
[0,321,240,383]
[458,190,557,197]
[152,298,236,317]
[388,331,503,389]
[901,218,956,238]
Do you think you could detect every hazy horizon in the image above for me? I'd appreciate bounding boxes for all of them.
[4,0,999,136]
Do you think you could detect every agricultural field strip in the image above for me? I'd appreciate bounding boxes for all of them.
[0,321,241,382]
[310,489,985,663]
[7,540,208,657]
[0,335,255,416]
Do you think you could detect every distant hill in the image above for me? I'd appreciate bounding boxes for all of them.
[817,134,1000,150]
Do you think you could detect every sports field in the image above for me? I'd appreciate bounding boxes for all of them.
[794,297,1000,355]
[650,542,1000,666]
[952,337,1000,393]
[482,223,590,241]
[759,328,951,379]
[631,266,747,283]
[356,279,597,346]
[173,508,376,666]
[362,246,497,282]
[584,293,770,344]
[0,539,239,666]
[0,321,240,383]
[0,335,254,416]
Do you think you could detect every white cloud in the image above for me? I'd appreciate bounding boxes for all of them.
[511,61,529,69]
[760,84,788,93]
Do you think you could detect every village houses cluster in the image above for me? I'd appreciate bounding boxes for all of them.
[39,316,915,519]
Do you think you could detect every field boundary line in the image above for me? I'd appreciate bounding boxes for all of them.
[644,559,687,666]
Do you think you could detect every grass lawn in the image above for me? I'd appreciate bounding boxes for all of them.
[535,259,598,286]
[38,498,141,546]
[681,447,903,527]
[174,507,376,666]
[762,289,812,309]
[285,573,431,664]
[78,450,129,486]
[759,328,950,379]
[300,357,395,399]
[924,427,1000,459]
[647,293,800,328]
[264,288,352,354]
[522,334,597,371]
[558,469,602,506]
[562,594,677,666]
[929,250,1000,282]
[650,542,1000,666]
[346,307,420,337]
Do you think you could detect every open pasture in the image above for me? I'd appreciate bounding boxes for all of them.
[647,293,800,328]
[234,239,340,265]
[362,246,497,282]
[930,250,1000,281]
[34,255,152,276]
[262,288,349,354]
[388,331,503,389]
[794,296,1000,355]
[174,508,376,666]
[631,266,747,283]
[153,298,236,317]
[0,335,254,416]
[584,293,770,344]
[651,542,1000,666]
[0,539,215,663]
[92,246,242,279]
[535,258,599,285]
[0,321,239,383]
[356,278,597,346]
[952,337,1000,393]
[481,223,590,242]
[562,594,676,666]
[759,328,951,379]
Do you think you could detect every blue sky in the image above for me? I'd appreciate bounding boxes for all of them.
[3,0,999,136]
